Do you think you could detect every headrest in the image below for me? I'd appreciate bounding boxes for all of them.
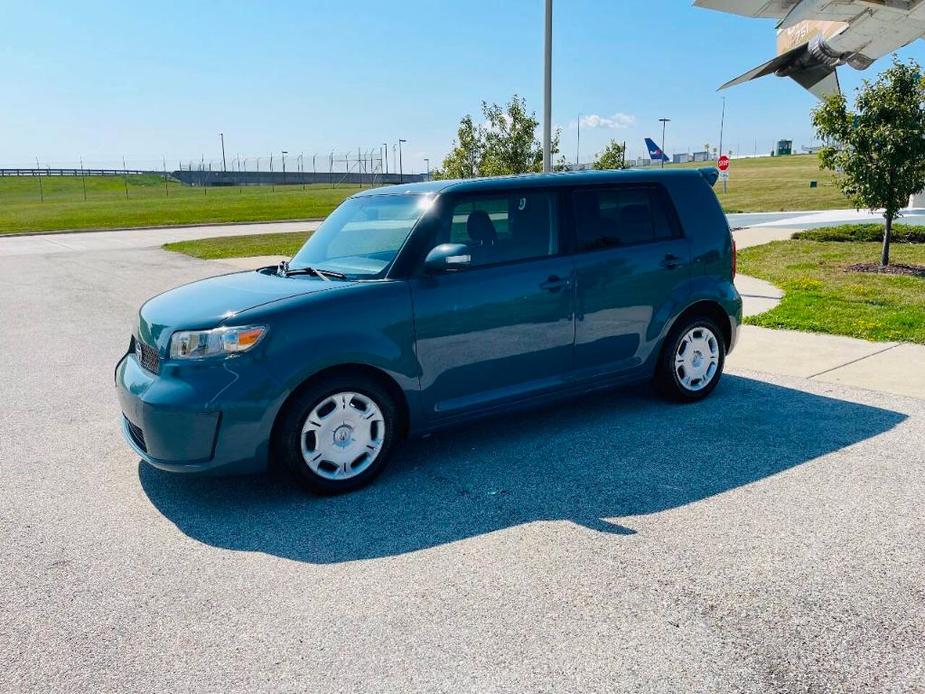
[467,210,497,243]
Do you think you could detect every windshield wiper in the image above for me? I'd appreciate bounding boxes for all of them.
[277,261,346,281]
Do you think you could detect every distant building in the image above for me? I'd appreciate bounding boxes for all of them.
[776,140,793,156]
[672,153,693,164]
[692,151,711,162]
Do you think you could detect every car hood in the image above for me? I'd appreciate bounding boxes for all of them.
[137,269,354,351]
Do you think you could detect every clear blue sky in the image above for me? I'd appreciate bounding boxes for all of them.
[4,0,925,172]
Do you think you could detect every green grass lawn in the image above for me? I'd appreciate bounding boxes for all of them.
[1,154,849,234]
[668,153,845,212]
[164,231,312,259]
[0,174,360,234]
[738,240,925,344]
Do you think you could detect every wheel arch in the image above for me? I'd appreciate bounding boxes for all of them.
[668,299,733,350]
[270,363,412,449]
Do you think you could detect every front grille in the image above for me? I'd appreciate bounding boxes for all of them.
[124,416,147,452]
[134,337,161,374]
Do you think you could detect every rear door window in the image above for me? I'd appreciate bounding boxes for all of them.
[571,186,680,251]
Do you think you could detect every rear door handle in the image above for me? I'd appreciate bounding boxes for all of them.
[661,253,682,270]
[540,275,569,292]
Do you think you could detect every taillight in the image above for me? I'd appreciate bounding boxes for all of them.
[732,238,737,278]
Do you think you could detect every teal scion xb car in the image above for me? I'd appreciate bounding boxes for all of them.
[116,168,741,494]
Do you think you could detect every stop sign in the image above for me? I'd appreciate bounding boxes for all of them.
[717,155,730,171]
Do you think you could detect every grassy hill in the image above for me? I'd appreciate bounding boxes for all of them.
[0,153,847,234]
[0,174,360,234]
[665,153,844,212]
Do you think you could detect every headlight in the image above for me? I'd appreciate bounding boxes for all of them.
[169,325,267,359]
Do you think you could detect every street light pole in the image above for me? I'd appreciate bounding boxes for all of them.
[719,97,727,193]
[382,143,388,175]
[576,113,581,166]
[398,139,406,183]
[220,132,227,172]
[542,0,552,173]
[281,151,288,186]
[659,117,671,169]
[424,158,430,178]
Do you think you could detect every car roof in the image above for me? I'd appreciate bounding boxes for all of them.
[352,168,717,198]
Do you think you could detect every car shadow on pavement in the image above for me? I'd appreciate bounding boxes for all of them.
[139,375,906,564]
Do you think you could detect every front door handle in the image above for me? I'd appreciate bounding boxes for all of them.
[661,253,682,270]
[540,275,569,292]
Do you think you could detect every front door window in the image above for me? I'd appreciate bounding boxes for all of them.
[445,192,559,267]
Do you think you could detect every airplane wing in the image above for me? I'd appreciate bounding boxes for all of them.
[693,0,861,24]
[692,0,799,19]
[718,39,842,97]
[718,41,809,89]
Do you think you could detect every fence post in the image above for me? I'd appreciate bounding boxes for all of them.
[35,157,44,202]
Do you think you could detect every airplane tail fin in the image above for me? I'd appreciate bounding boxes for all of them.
[644,138,670,162]
[719,41,841,99]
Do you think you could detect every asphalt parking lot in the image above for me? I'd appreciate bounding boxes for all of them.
[2,241,924,692]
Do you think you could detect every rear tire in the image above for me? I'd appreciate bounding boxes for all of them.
[275,374,398,494]
[654,316,726,402]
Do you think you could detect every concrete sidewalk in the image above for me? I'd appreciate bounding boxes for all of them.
[0,220,319,257]
[733,226,800,249]
[727,326,924,399]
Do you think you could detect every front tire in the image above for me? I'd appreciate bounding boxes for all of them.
[275,375,398,494]
[654,316,726,402]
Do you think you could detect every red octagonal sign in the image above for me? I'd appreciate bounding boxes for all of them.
[717,155,730,171]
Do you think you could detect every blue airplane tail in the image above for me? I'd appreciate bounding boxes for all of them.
[645,138,670,162]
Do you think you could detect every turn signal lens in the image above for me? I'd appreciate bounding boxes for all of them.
[222,326,266,353]
[170,325,267,359]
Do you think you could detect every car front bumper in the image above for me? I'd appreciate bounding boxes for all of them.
[115,351,281,475]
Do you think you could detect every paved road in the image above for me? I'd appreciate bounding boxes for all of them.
[729,208,925,229]
[2,244,924,692]
[0,220,319,257]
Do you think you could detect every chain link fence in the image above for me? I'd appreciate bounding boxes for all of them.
[1,150,428,204]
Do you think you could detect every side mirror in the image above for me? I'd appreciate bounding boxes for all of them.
[424,243,471,273]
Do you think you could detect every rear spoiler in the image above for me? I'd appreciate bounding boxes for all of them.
[699,167,719,187]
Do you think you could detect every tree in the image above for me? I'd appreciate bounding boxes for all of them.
[592,139,626,170]
[812,57,925,266]
[434,95,559,179]
[436,115,483,180]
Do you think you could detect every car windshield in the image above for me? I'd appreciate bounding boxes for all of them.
[289,194,431,278]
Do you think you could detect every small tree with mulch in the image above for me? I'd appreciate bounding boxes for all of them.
[812,57,925,267]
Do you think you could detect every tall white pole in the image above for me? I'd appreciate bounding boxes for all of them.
[719,97,727,193]
[659,117,670,169]
[542,0,552,173]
